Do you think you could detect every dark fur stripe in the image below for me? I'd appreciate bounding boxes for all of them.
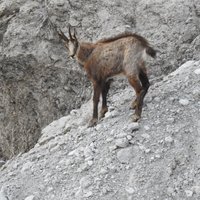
[97,32,149,47]
[146,46,156,58]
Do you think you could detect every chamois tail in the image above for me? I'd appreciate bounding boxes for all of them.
[146,46,156,58]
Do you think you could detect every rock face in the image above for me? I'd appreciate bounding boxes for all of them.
[0,0,200,159]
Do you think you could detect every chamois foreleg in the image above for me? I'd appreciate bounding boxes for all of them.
[88,81,101,127]
[100,79,113,119]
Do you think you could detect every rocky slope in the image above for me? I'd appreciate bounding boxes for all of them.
[0,60,200,200]
[0,0,200,160]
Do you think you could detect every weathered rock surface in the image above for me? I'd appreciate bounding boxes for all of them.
[0,60,200,200]
[0,0,200,161]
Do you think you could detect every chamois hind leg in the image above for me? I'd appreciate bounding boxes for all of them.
[128,75,143,122]
[131,68,150,109]
[88,81,102,127]
[100,79,113,119]
[131,98,137,109]
[137,69,150,116]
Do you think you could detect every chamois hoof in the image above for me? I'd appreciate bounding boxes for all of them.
[99,107,108,120]
[132,114,140,122]
[88,118,98,127]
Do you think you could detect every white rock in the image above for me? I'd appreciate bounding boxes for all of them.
[116,132,128,138]
[0,186,8,200]
[80,176,92,189]
[194,68,200,75]
[75,188,82,198]
[124,122,139,132]
[165,136,174,143]
[145,149,151,153]
[70,109,78,115]
[185,189,193,197]
[167,117,175,123]
[155,154,161,159]
[115,138,129,148]
[192,186,200,194]
[106,137,113,142]
[105,111,112,118]
[46,187,53,193]
[21,161,33,172]
[24,195,35,200]
[77,163,88,172]
[84,146,93,159]
[99,168,108,175]
[84,191,93,198]
[141,133,150,139]
[144,125,150,131]
[110,129,116,135]
[87,160,93,166]
[102,187,110,194]
[126,135,132,140]
[109,145,118,151]
[125,186,135,194]
[117,147,133,164]
[179,99,189,106]
[68,149,79,156]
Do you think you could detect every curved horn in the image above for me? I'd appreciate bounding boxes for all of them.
[73,28,77,40]
[68,24,73,40]
[57,29,69,42]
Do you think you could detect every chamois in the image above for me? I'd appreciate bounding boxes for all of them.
[57,25,156,127]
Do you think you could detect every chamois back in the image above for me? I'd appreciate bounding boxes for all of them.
[96,32,149,46]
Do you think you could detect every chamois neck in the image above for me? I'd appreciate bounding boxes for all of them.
[76,42,95,65]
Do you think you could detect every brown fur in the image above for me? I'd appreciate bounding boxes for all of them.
[58,28,156,127]
[97,32,149,46]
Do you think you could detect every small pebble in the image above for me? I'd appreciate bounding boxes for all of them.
[117,147,133,164]
[106,137,113,142]
[194,68,200,75]
[145,149,151,153]
[179,99,189,106]
[80,176,92,189]
[144,125,150,131]
[21,161,33,173]
[24,195,35,200]
[125,186,135,194]
[155,154,161,159]
[165,136,173,143]
[116,132,128,138]
[109,145,117,151]
[99,168,108,175]
[192,186,200,194]
[185,189,193,197]
[167,117,175,123]
[141,133,150,139]
[126,135,132,140]
[124,123,139,132]
[88,160,93,166]
[115,138,129,148]
[84,191,93,198]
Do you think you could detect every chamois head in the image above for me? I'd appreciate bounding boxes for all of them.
[57,24,79,58]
